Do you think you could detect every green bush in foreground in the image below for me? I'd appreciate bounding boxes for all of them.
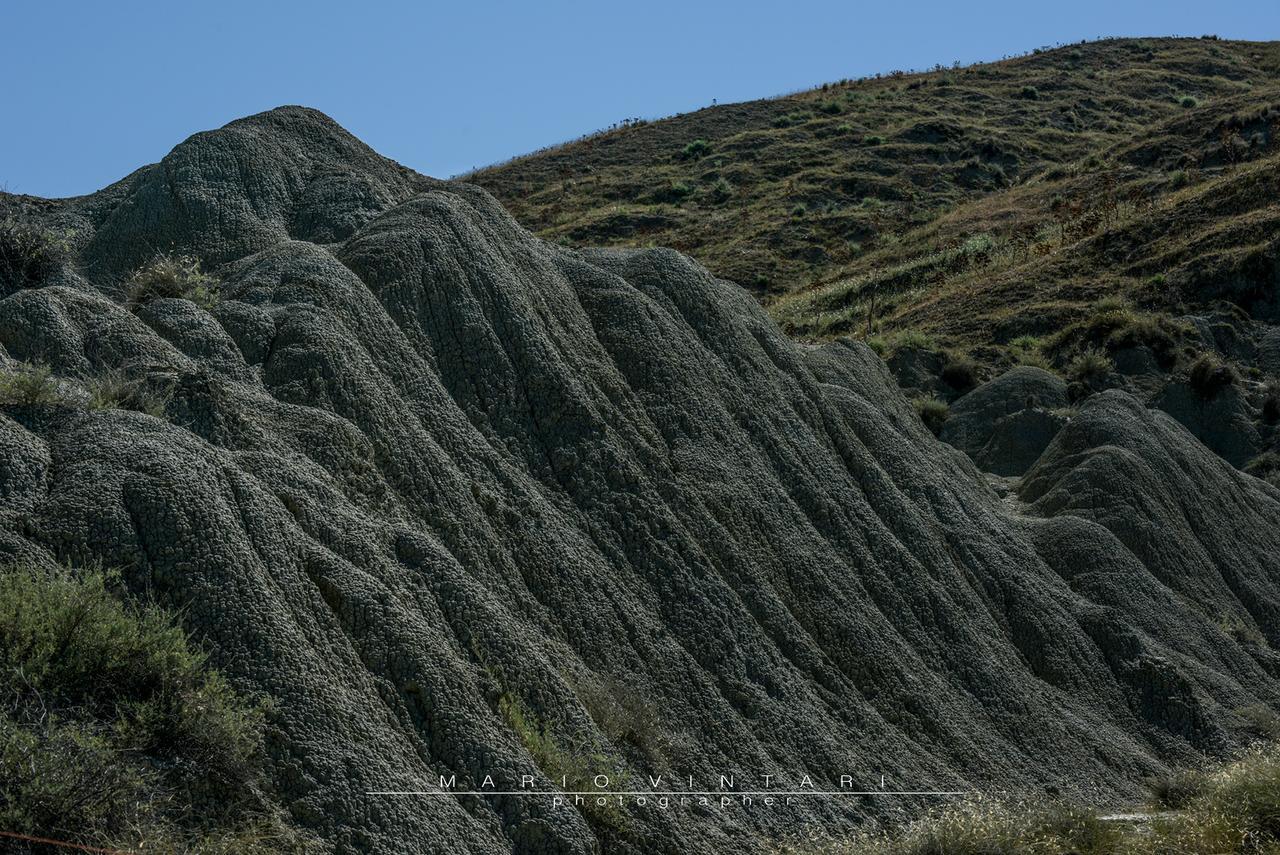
[0,564,315,853]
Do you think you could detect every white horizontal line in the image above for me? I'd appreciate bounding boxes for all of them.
[367,790,966,797]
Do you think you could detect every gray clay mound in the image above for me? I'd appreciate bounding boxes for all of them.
[2,108,1279,854]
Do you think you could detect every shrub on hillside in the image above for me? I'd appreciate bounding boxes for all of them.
[0,361,63,407]
[1188,353,1236,398]
[892,329,936,352]
[913,397,949,435]
[0,564,315,852]
[87,367,170,417]
[1178,95,1199,108]
[707,177,735,203]
[1068,348,1112,383]
[940,351,979,391]
[1018,85,1040,100]
[772,112,812,129]
[681,139,712,160]
[651,181,695,205]
[1262,384,1280,424]
[126,253,219,309]
[0,218,67,293]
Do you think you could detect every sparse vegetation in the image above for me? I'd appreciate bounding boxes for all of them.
[1188,353,1236,398]
[892,329,937,352]
[0,361,63,406]
[87,367,170,417]
[652,180,695,204]
[1068,348,1112,383]
[126,253,219,309]
[914,396,949,435]
[708,177,734,203]
[498,691,629,835]
[778,743,1280,855]
[578,676,668,765]
[776,796,1122,854]
[0,563,314,853]
[0,218,66,292]
[940,351,979,391]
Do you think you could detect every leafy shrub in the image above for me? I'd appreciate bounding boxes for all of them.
[0,218,66,292]
[940,351,979,391]
[791,204,807,218]
[1188,353,1236,398]
[681,139,712,160]
[782,746,1280,855]
[817,101,842,115]
[0,564,313,852]
[913,397,949,435]
[1178,95,1199,108]
[1018,85,1040,100]
[864,134,885,146]
[0,361,63,406]
[126,254,219,309]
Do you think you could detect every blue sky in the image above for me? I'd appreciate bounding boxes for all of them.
[3,0,1278,198]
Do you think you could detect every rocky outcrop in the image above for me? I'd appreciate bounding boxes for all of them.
[938,366,1068,473]
[1,108,1279,854]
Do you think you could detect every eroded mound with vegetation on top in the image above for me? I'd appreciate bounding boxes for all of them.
[1,107,1279,853]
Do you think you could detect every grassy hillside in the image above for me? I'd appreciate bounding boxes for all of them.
[472,37,1280,365]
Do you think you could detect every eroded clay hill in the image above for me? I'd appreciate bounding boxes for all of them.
[2,108,1280,854]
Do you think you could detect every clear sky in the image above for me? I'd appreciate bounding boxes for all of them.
[3,0,1278,198]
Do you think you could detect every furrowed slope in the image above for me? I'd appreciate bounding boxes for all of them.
[1,108,1279,854]
[471,37,1279,301]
